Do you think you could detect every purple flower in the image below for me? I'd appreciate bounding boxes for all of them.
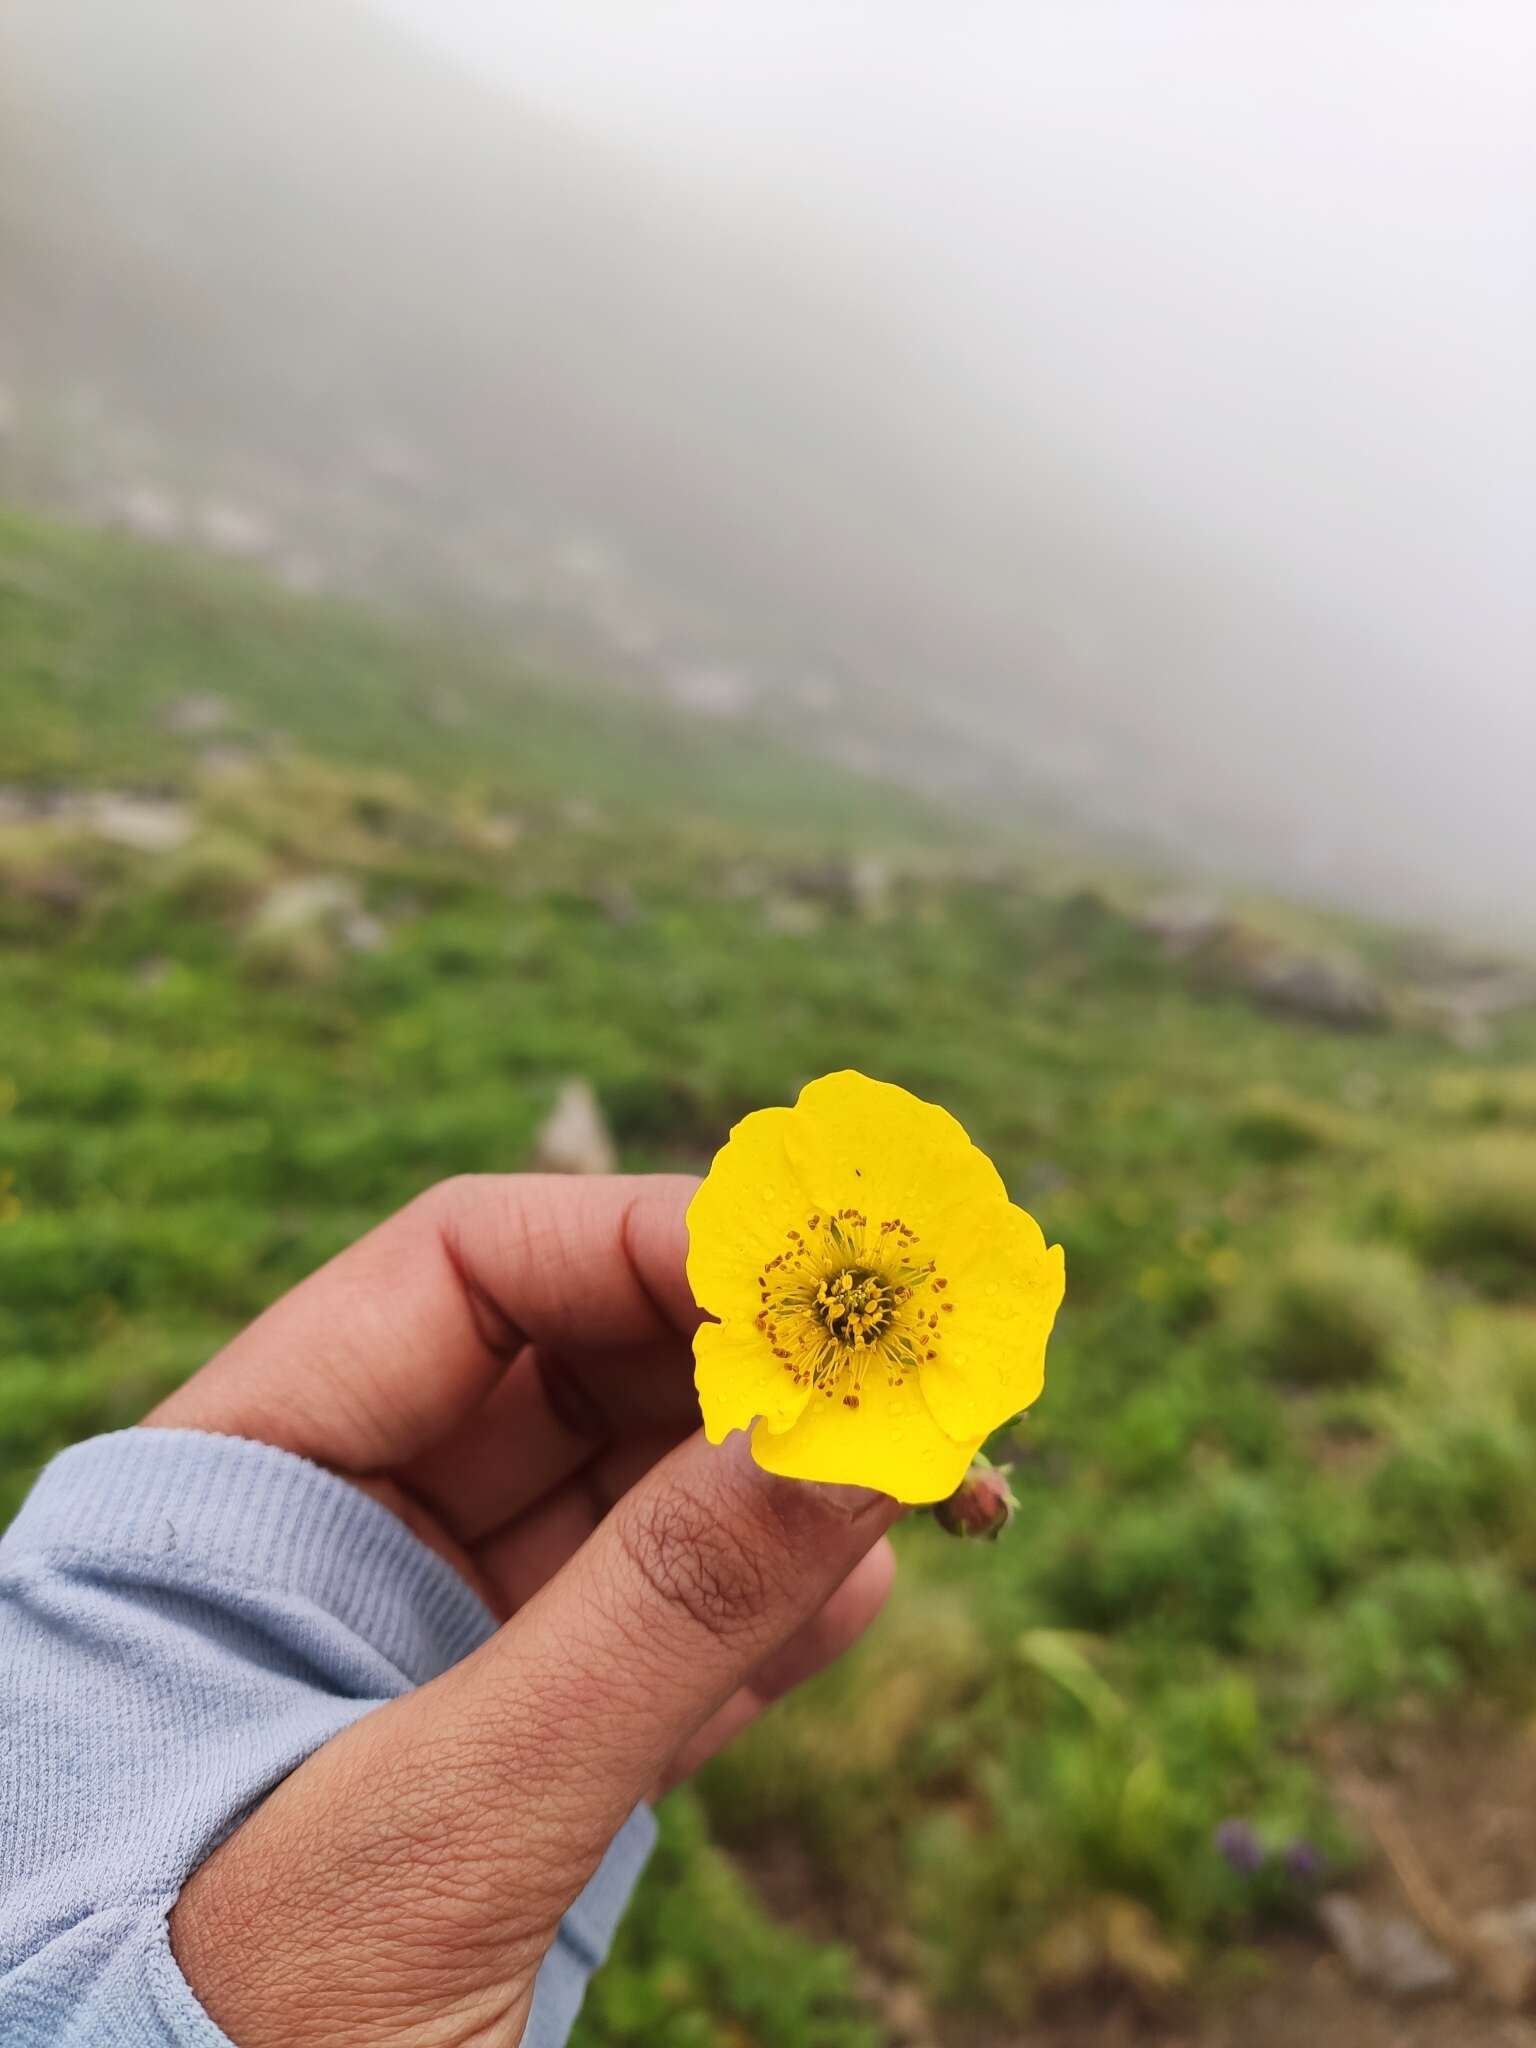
[1213,1818,1264,1876]
[1284,1838,1327,1885]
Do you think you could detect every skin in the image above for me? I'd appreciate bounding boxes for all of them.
[151,1173,899,2048]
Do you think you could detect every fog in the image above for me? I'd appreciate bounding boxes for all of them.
[4,1,1533,933]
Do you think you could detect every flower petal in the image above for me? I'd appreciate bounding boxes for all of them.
[694,1316,813,1442]
[918,1212,1065,1441]
[686,1106,814,1321]
[750,1367,981,1504]
[783,1070,1007,1236]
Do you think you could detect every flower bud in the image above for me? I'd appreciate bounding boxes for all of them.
[932,1454,1019,1540]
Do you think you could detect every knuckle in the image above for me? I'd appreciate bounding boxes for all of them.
[416,1172,484,1223]
[613,1483,777,1642]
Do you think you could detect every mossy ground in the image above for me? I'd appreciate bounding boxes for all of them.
[5,508,1536,2041]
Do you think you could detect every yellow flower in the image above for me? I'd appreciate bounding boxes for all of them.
[687,1070,1065,1504]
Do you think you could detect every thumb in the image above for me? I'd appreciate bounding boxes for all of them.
[171,1432,899,2048]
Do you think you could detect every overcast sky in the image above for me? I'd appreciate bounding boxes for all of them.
[367,2,1536,930]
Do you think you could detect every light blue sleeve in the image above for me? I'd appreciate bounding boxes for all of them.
[0,1428,656,2046]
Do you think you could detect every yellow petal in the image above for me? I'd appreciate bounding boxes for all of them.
[686,1106,813,1321]
[919,1212,1065,1441]
[783,1070,1007,1237]
[750,1366,981,1504]
[694,1316,813,1442]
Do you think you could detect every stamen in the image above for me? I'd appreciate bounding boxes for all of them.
[753,1204,950,1413]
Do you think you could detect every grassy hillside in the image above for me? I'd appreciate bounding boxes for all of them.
[6,508,1536,2042]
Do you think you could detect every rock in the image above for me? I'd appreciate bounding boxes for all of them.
[1139,891,1231,959]
[250,876,351,937]
[197,499,274,560]
[85,794,194,854]
[162,693,233,738]
[762,895,823,937]
[1317,1894,1459,1998]
[849,854,893,923]
[1409,970,1536,1051]
[340,910,387,954]
[249,876,383,953]
[195,745,260,783]
[475,812,525,853]
[242,875,388,981]
[1247,952,1388,1031]
[663,660,755,718]
[114,484,183,541]
[532,1080,617,1176]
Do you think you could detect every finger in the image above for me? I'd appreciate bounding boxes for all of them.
[467,1430,900,1861]
[400,1332,698,1547]
[149,1173,702,1473]
[658,1535,897,1792]
[473,1425,686,1613]
[169,1434,900,2047]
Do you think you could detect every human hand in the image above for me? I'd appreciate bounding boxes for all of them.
[150,1173,899,2047]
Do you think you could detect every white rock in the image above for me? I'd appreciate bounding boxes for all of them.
[763,895,823,937]
[663,661,755,718]
[477,813,525,852]
[849,854,893,923]
[1139,891,1229,958]
[198,499,274,560]
[339,911,387,954]
[1317,1894,1459,1999]
[85,794,194,854]
[1249,952,1388,1031]
[162,693,232,738]
[250,876,357,938]
[533,1080,617,1176]
[116,484,183,541]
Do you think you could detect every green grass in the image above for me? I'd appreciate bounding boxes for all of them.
[6,506,1536,2038]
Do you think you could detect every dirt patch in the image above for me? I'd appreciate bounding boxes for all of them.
[733,1713,1536,2048]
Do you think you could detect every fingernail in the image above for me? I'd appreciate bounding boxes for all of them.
[809,1480,896,1518]
[722,1433,896,1519]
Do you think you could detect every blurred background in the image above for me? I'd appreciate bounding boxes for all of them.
[4,3,1536,2041]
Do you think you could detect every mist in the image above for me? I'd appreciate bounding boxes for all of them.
[4,0,1533,933]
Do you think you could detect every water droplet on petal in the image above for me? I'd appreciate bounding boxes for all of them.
[984,1281,1000,1298]
[761,1184,777,1200]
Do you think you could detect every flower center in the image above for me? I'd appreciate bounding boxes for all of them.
[754,1206,954,1410]
[812,1265,896,1348]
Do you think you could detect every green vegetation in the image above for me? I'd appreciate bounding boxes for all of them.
[1406,1134,1536,1294]
[1243,1237,1424,1386]
[6,507,1536,2039]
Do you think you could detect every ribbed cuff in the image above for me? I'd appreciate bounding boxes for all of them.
[2,1428,498,1682]
[559,1801,658,1970]
[526,1804,658,2046]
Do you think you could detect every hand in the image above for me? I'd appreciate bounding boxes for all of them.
[149,1174,898,2048]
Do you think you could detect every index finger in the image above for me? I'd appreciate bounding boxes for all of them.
[148,1173,704,1472]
